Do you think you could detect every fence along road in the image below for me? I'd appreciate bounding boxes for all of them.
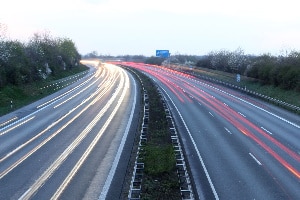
[123,62,300,200]
[0,61,138,199]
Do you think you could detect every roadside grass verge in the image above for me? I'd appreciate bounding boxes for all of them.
[176,65,300,110]
[0,64,89,116]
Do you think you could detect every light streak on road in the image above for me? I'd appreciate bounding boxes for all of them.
[36,73,96,109]
[20,68,126,200]
[0,116,35,136]
[0,116,18,127]
[0,62,137,199]
[119,62,300,198]
[0,66,109,164]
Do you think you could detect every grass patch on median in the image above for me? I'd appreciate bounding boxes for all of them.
[144,144,175,176]
[130,69,181,199]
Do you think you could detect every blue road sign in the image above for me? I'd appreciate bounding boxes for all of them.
[156,50,170,58]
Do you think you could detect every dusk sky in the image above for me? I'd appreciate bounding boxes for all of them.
[1,0,300,56]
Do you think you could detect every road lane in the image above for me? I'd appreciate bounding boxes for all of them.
[122,62,300,199]
[0,61,138,199]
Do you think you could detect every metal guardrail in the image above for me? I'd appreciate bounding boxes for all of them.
[39,70,90,91]
[157,88,195,200]
[185,71,300,113]
[128,89,148,200]
[126,67,195,199]
[127,68,148,199]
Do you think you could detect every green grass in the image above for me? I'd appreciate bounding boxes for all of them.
[0,64,89,116]
[0,84,42,115]
[128,68,181,199]
[242,81,300,107]
[144,144,176,176]
[179,66,300,109]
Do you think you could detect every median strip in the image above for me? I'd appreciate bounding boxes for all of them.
[124,67,194,199]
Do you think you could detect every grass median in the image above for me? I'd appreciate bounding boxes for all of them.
[129,68,181,199]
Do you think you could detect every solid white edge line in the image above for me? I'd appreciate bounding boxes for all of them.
[0,116,35,136]
[159,85,219,200]
[191,76,299,129]
[98,70,137,199]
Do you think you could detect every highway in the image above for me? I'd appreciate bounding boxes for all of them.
[0,61,139,199]
[121,62,300,200]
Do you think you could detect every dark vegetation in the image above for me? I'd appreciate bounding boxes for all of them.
[187,66,300,110]
[196,48,300,91]
[0,30,86,116]
[85,48,300,94]
[2,21,298,199]
[129,68,181,199]
[144,56,165,66]
[84,48,299,110]
[0,31,81,87]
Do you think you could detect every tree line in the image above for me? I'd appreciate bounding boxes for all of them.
[196,48,300,91]
[0,30,81,88]
[81,47,300,92]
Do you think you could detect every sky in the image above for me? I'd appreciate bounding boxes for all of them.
[1,0,300,56]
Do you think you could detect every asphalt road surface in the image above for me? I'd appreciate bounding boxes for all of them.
[122,62,300,200]
[0,61,139,200]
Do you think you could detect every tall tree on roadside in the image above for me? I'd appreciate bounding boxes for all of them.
[58,38,80,70]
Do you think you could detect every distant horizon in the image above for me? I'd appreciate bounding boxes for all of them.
[2,26,298,58]
[2,27,298,58]
[1,0,300,57]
